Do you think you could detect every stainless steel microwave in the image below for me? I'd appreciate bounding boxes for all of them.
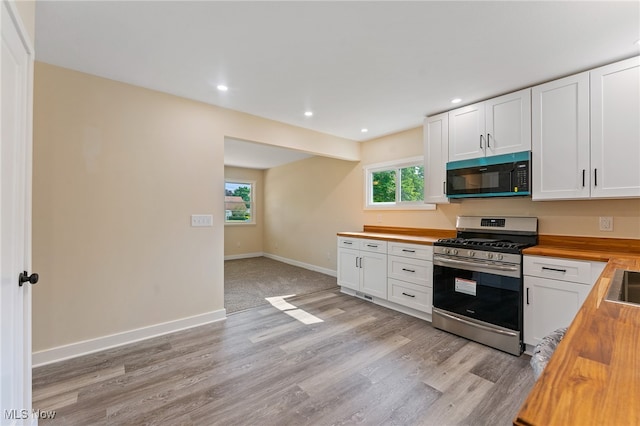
[446,151,530,198]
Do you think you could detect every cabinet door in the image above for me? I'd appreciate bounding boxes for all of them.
[361,251,387,299]
[448,102,485,161]
[532,72,590,200]
[591,56,640,198]
[485,88,532,156]
[337,248,360,291]
[424,114,449,204]
[523,276,590,346]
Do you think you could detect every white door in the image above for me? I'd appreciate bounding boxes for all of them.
[523,276,589,347]
[1,1,34,422]
[360,251,387,299]
[337,247,360,291]
[531,72,590,200]
[424,114,449,204]
[590,56,640,199]
[448,102,485,161]
[485,88,531,156]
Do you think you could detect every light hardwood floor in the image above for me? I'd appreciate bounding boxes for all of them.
[33,289,535,425]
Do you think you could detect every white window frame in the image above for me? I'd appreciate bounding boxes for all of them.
[364,156,435,210]
[225,179,256,225]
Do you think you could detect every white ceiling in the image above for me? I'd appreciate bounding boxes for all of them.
[35,1,640,169]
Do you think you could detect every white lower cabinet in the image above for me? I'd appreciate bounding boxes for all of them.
[523,255,605,348]
[337,237,387,299]
[337,237,434,317]
[387,242,433,314]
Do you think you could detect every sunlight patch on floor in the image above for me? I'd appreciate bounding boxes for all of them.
[265,295,324,325]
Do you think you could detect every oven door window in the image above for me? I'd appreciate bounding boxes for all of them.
[433,264,521,331]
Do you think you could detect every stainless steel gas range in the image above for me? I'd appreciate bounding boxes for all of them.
[432,216,538,355]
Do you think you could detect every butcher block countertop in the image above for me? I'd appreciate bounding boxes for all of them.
[337,225,455,245]
[516,234,640,426]
[523,234,640,261]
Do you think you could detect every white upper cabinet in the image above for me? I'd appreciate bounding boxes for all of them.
[532,72,590,200]
[485,89,532,156]
[448,102,485,161]
[590,56,640,199]
[532,56,640,201]
[424,113,449,204]
[449,88,531,161]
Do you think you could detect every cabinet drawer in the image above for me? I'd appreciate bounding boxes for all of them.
[388,278,432,313]
[387,255,432,286]
[524,255,604,285]
[359,239,387,254]
[338,237,361,250]
[387,242,433,261]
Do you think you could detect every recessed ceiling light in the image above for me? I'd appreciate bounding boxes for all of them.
[216,85,228,92]
[361,128,368,133]
[304,111,313,117]
[636,39,640,46]
[451,98,462,104]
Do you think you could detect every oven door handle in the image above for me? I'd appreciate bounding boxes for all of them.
[433,255,519,272]
[433,308,519,338]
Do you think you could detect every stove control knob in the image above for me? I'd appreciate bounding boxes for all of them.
[444,248,450,255]
[469,251,475,257]
[497,254,504,260]
[487,253,493,259]
[452,249,458,255]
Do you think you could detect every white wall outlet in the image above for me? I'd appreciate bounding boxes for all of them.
[191,214,213,227]
[599,216,613,232]
[376,214,383,223]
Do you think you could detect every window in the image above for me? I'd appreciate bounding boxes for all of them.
[365,157,434,210]
[225,180,255,224]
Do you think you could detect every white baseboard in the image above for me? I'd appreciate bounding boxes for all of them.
[263,252,337,277]
[224,252,264,260]
[32,309,226,368]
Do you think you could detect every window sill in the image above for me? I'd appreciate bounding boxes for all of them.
[224,222,257,226]
[364,203,437,211]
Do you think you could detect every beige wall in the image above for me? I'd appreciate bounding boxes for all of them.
[264,156,363,270]
[262,126,640,278]
[224,166,264,257]
[32,62,358,353]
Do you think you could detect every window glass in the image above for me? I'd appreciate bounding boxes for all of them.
[372,170,396,203]
[364,157,434,210]
[400,165,424,202]
[225,181,254,224]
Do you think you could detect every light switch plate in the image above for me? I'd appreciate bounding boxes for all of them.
[191,214,213,227]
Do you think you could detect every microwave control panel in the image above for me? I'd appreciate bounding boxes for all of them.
[514,162,529,192]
